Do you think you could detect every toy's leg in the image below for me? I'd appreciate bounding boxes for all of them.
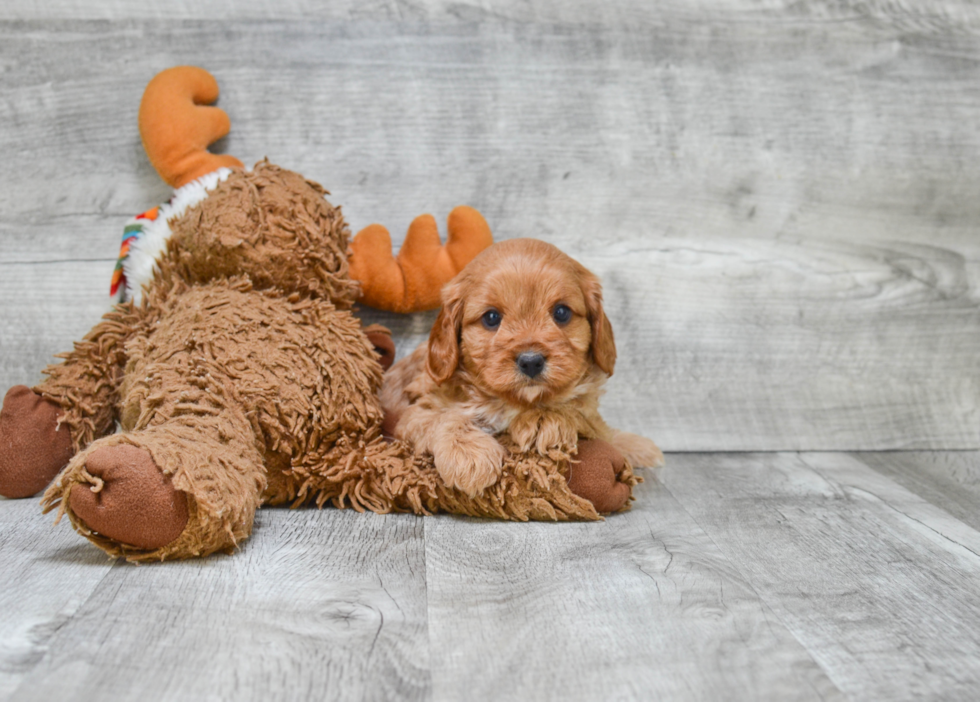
[566,439,633,513]
[43,410,266,562]
[286,432,445,516]
[292,432,635,521]
[0,307,137,498]
[66,442,188,550]
[0,386,74,498]
[34,306,137,450]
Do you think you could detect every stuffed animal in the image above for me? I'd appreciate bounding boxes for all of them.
[0,67,637,562]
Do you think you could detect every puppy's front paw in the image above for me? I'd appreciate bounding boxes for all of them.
[612,432,665,468]
[508,411,577,457]
[508,411,543,453]
[534,414,579,457]
[433,430,506,497]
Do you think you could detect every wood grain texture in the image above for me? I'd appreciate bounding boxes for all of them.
[0,499,115,699]
[5,450,980,699]
[4,0,980,29]
[6,507,430,702]
[856,450,980,533]
[661,452,980,700]
[423,479,841,701]
[0,261,115,387]
[1,8,978,449]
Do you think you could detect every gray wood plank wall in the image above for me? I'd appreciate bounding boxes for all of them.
[1,1,978,451]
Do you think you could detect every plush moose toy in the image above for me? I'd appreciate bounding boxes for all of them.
[0,67,636,562]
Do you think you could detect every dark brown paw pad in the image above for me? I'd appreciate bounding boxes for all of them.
[0,385,74,499]
[69,444,189,550]
[566,439,631,513]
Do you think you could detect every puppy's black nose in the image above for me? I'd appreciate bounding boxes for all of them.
[517,352,546,379]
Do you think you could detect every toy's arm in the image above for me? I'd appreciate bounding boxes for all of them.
[0,305,138,498]
[348,205,493,313]
[33,305,140,452]
[139,66,243,189]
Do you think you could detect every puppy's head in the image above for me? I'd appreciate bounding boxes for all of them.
[426,238,616,406]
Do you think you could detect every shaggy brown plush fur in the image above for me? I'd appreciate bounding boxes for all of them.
[172,164,359,306]
[27,162,629,562]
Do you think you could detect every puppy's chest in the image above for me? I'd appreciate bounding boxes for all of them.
[463,400,523,435]
[461,398,591,439]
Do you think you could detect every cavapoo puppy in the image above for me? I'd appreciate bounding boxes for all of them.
[381,238,663,497]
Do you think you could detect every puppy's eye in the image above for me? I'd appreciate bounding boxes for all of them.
[553,304,572,325]
[482,309,502,330]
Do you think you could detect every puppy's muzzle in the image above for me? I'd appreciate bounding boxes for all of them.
[516,352,546,379]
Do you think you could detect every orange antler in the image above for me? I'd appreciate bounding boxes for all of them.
[138,66,243,188]
[349,206,493,313]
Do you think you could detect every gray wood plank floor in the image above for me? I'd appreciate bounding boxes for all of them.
[3,451,980,700]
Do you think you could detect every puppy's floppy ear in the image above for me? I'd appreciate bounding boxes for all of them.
[581,268,616,376]
[426,278,465,384]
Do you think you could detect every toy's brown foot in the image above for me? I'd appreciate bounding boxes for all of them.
[68,444,188,550]
[0,385,74,498]
[566,439,631,513]
[364,326,396,371]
